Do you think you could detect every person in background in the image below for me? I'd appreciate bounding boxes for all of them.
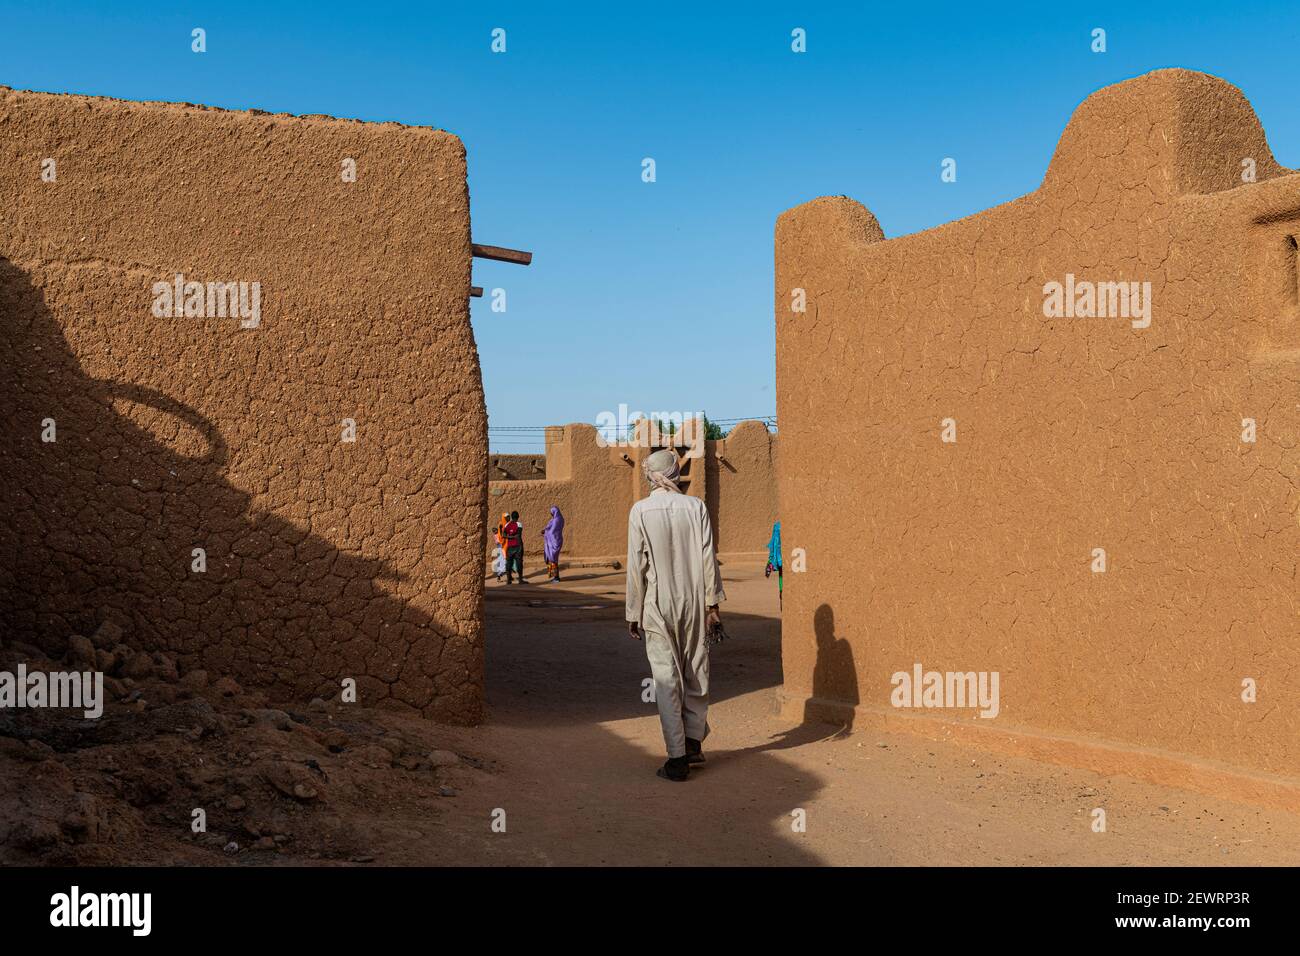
[542,506,565,582]
[625,450,725,781]
[503,511,525,584]
[493,512,510,581]
[765,520,783,609]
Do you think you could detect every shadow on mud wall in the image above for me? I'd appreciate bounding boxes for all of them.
[0,258,466,717]
[809,603,858,730]
[718,602,858,762]
[704,452,721,549]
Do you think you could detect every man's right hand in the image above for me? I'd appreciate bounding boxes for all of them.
[628,621,642,641]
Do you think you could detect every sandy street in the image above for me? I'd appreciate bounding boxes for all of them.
[6,561,1296,868]
[412,564,1300,866]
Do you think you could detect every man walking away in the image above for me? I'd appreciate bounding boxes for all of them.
[625,449,725,781]
[504,511,525,584]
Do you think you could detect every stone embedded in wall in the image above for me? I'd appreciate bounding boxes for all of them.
[0,87,486,723]
[776,69,1300,784]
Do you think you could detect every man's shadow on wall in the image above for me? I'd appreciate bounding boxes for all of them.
[809,603,858,729]
[0,257,468,717]
[720,602,859,759]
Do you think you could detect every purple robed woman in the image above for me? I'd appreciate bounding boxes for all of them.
[542,506,565,582]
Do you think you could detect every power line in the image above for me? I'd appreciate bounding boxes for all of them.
[488,415,777,432]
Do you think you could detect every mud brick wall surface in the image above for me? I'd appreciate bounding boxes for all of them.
[490,454,546,481]
[776,70,1300,779]
[707,420,778,556]
[0,88,486,722]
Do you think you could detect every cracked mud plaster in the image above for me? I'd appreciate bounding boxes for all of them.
[0,87,487,723]
[775,70,1300,780]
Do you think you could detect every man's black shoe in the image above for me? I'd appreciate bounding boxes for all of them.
[656,756,689,781]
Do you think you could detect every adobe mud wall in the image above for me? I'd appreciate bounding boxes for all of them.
[707,420,779,556]
[489,425,633,563]
[776,69,1300,785]
[488,421,777,565]
[490,453,546,481]
[0,87,486,722]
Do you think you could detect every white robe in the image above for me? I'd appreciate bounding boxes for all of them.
[625,489,726,757]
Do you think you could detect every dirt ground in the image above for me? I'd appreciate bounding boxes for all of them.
[438,565,1300,865]
[4,563,1300,866]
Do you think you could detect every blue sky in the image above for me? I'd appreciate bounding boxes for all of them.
[2,1,1297,451]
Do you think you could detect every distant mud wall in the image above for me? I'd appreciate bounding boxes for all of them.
[708,420,778,556]
[490,453,546,481]
[0,87,486,722]
[488,421,777,565]
[489,425,633,564]
[776,70,1300,784]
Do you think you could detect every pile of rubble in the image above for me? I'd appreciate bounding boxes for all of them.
[0,624,488,865]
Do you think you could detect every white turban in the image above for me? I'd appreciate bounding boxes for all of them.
[642,449,682,494]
